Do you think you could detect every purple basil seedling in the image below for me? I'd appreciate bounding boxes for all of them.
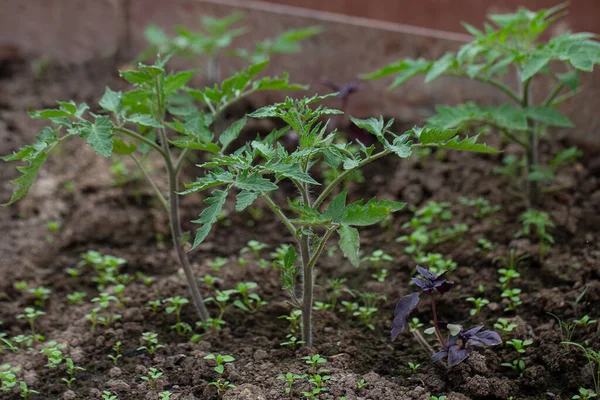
[392,265,501,366]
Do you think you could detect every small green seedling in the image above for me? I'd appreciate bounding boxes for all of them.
[204,354,236,395]
[159,392,173,400]
[102,391,118,400]
[40,341,66,368]
[516,209,555,257]
[494,318,518,334]
[501,288,523,312]
[108,341,122,365]
[277,372,307,394]
[407,361,421,372]
[501,338,533,375]
[164,296,191,336]
[466,297,489,316]
[303,354,327,375]
[148,300,161,313]
[61,358,85,387]
[66,291,87,305]
[240,240,269,260]
[137,332,165,355]
[18,381,39,400]
[13,281,28,293]
[17,308,45,334]
[573,388,597,400]
[28,286,51,308]
[233,282,267,313]
[209,257,228,271]
[141,367,164,390]
[0,364,20,392]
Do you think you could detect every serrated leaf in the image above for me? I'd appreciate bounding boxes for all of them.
[338,224,360,267]
[439,134,498,153]
[119,70,152,85]
[112,138,136,155]
[2,152,48,206]
[556,70,579,92]
[390,58,431,88]
[219,116,246,151]
[526,106,574,127]
[164,70,195,95]
[490,105,529,131]
[248,105,278,118]
[125,114,163,128]
[427,103,484,129]
[235,190,259,211]
[412,126,459,143]
[180,170,234,194]
[191,189,228,249]
[323,189,347,222]
[350,116,384,137]
[263,161,319,185]
[343,198,397,226]
[425,53,454,83]
[520,54,551,81]
[29,109,71,119]
[99,87,122,114]
[170,137,220,153]
[235,172,277,192]
[79,116,114,157]
[387,134,413,158]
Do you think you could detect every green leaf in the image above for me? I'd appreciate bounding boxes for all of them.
[427,103,484,129]
[412,126,459,144]
[387,134,413,158]
[425,53,454,83]
[490,105,529,131]
[119,70,153,85]
[235,172,277,192]
[29,109,71,119]
[2,152,48,206]
[124,114,163,128]
[79,116,114,157]
[323,189,347,222]
[343,198,399,226]
[350,116,384,137]
[180,170,234,194]
[235,190,259,211]
[99,87,122,114]
[520,54,551,81]
[112,138,136,155]
[556,70,579,92]
[263,161,319,185]
[170,138,220,153]
[390,58,431,88]
[219,116,246,151]
[191,189,228,249]
[338,224,360,267]
[526,106,574,127]
[164,70,195,95]
[439,134,499,153]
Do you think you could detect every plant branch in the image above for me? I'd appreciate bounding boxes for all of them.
[129,154,168,211]
[174,148,190,176]
[544,83,565,106]
[313,149,390,209]
[261,194,297,239]
[114,127,167,159]
[447,72,521,104]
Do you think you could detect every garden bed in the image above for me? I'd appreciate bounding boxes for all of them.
[1,55,599,400]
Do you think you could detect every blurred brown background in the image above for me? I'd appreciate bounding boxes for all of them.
[1,0,599,140]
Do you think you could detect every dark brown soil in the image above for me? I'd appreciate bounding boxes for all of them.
[0,58,599,400]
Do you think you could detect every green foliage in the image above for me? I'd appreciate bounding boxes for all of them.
[141,12,320,66]
[204,354,236,394]
[183,96,492,345]
[364,4,600,204]
[137,332,165,355]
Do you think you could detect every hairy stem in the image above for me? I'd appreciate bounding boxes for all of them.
[430,293,447,349]
[261,194,297,239]
[155,76,209,322]
[300,234,313,347]
[129,154,168,211]
[522,77,539,207]
[412,330,435,356]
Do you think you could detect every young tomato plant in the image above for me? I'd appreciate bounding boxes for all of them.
[1,56,304,323]
[392,266,501,366]
[363,4,600,206]
[183,94,496,346]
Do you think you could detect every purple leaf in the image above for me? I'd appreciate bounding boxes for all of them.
[448,346,470,366]
[416,265,437,281]
[431,350,448,361]
[411,277,428,290]
[468,330,502,347]
[391,292,420,340]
